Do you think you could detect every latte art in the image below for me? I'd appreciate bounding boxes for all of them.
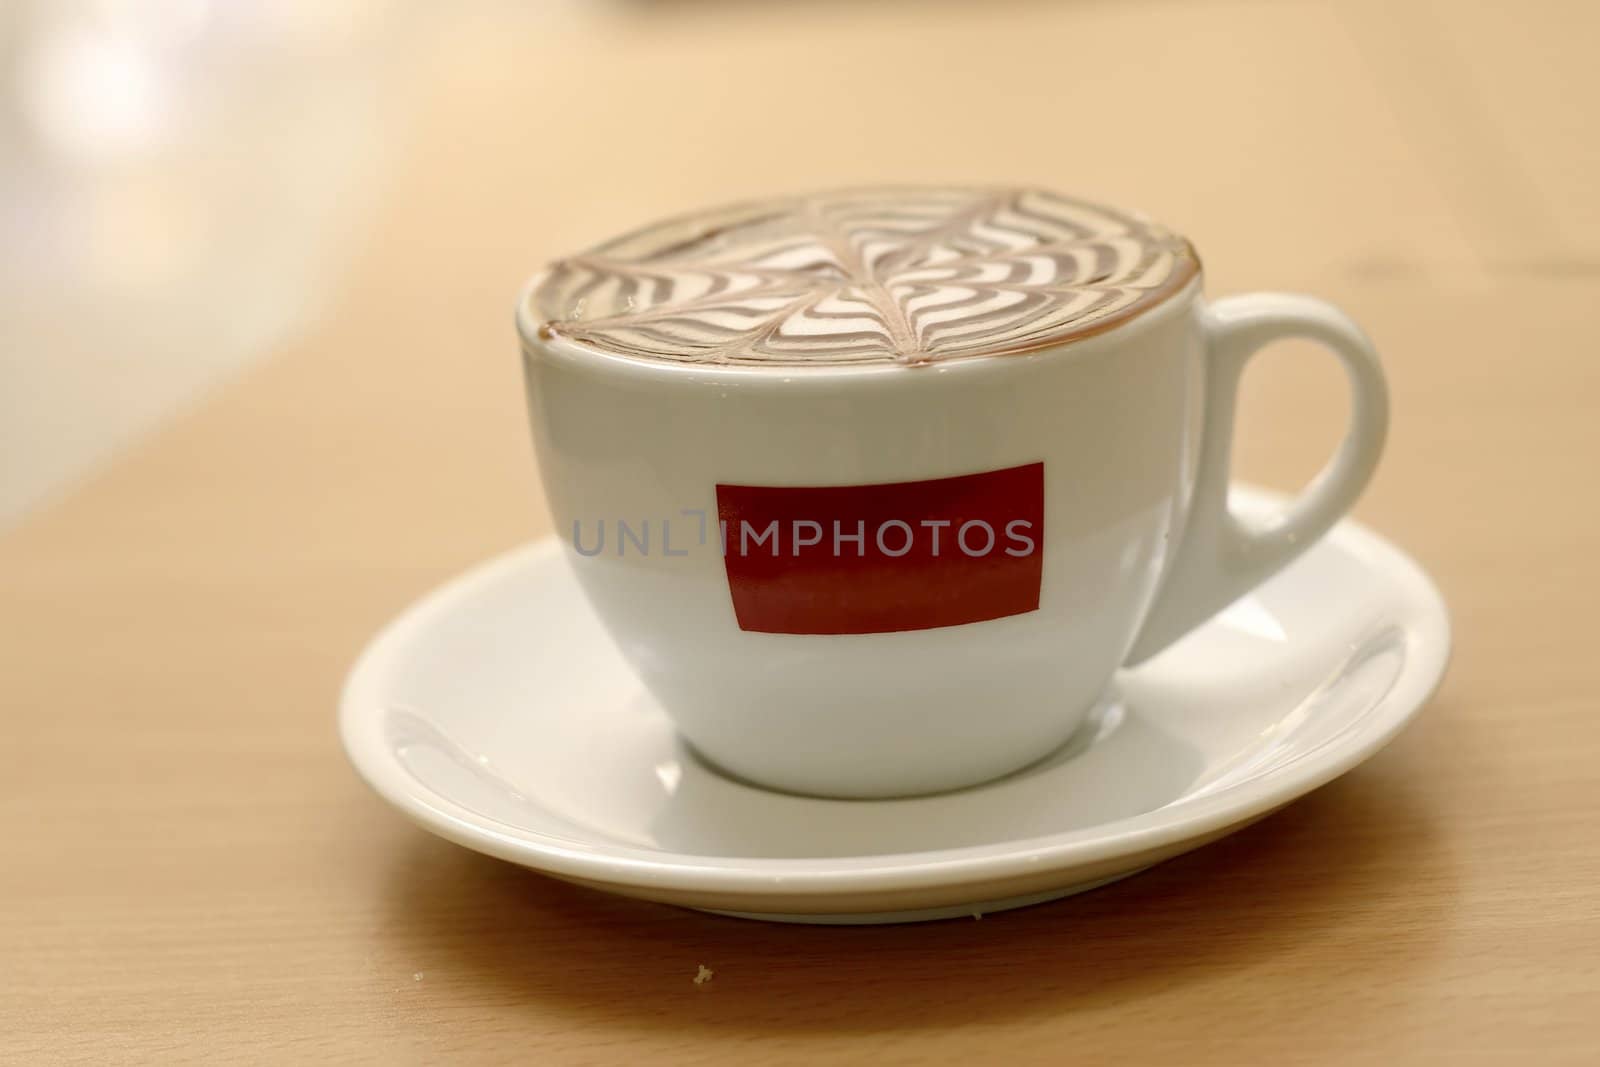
[530,187,1198,366]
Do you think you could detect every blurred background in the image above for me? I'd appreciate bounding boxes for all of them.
[1,0,1594,526]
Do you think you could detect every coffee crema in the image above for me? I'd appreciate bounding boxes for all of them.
[529,186,1198,366]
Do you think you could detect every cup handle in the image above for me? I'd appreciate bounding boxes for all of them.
[1124,293,1390,665]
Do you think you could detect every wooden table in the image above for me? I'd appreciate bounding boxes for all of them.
[5,2,1598,1061]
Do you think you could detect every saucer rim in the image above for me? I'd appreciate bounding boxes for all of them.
[339,486,1451,898]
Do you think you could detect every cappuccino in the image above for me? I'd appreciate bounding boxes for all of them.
[530,186,1198,366]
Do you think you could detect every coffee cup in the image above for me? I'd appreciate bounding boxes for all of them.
[517,186,1387,798]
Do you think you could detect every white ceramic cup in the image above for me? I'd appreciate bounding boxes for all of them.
[517,276,1387,798]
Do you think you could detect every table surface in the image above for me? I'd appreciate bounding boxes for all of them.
[5,2,1599,1062]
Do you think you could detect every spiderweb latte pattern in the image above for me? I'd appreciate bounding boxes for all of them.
[530,187,1199,366]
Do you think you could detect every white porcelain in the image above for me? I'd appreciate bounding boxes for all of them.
[339,488,1449,924]
[518,282,1388,798]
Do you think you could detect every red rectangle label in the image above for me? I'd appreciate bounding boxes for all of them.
[716,462,1044,635]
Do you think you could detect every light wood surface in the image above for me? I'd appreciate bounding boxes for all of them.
[5,2,1599,1062]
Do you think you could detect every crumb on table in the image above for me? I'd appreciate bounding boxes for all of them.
[693,964,714,986]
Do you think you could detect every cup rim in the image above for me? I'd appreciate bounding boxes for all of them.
[516,271,1204,387]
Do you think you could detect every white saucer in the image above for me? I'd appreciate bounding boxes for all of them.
[340,487,1449,924]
